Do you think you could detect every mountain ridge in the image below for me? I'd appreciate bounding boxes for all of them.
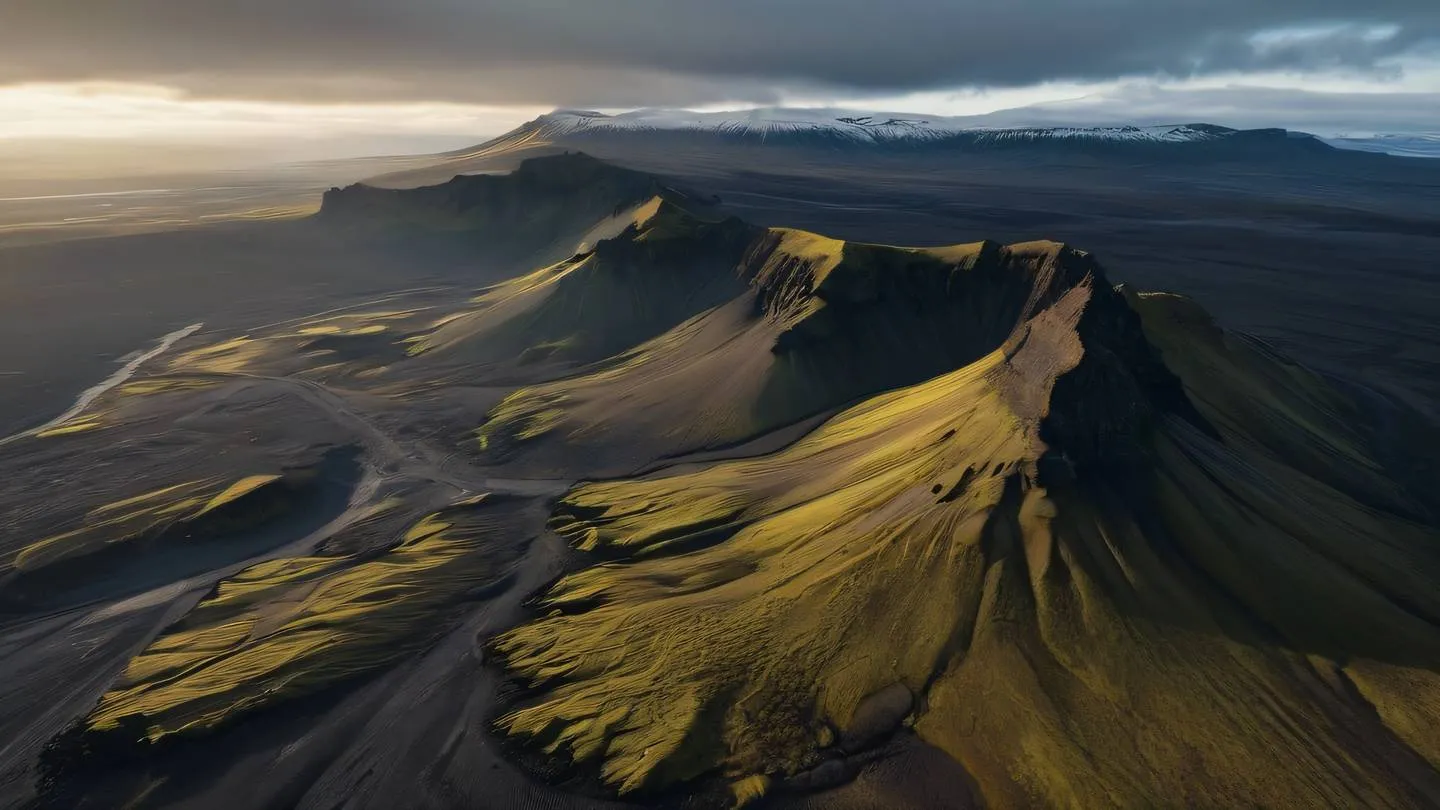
[513,108,1434,158]
[460,184,1260,486]
[487,184,1440,803]
[362,107,1390,191]
[528,107,1309,148]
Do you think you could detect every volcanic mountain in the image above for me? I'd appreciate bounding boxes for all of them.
[12,154,1439,810]
[426,163,1437,807]
[472,209,1176,474]
[366,107,1384,190]
[489,223,1440,806]
[323,157,1440,806]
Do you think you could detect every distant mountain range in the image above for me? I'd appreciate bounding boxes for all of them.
[534,108,1250,146]
[1324,133,1440,159]
[498,107,1343,153]
[367,106,1425,190]
[501,107,1434,158]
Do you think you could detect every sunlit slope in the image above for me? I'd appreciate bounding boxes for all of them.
[145,191,754,380]
[478,226,1135,471]
[404,196,757,374]
[494,269,1440,805]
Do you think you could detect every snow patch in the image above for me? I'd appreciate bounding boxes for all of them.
[534,108,1236,146]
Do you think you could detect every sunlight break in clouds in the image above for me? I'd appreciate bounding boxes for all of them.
[0,83,545,155]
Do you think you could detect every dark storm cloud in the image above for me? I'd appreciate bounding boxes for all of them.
[0,0,1437,104]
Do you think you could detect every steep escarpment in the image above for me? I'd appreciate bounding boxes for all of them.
[319,152,682,269]
[404,196,758,377]
[492,253,1440,806]
[475,211,1198,475]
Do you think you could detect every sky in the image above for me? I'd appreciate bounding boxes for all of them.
[0,0,1436,167]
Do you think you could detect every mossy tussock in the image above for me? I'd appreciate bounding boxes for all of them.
[493,254,1440,806]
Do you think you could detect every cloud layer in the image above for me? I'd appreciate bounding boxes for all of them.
[2,1,1437,105]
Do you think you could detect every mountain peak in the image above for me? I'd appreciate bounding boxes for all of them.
[466,194,1212,478]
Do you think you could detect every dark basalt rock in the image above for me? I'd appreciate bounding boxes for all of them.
[1038,253,1218,473]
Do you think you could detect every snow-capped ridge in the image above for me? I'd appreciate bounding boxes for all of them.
[1323,133,1440,159]
[527,107,1265,146]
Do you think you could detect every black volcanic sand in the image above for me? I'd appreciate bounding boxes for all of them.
[0,154,678,439]
[0,222,477,438]
[0,153,1435,809]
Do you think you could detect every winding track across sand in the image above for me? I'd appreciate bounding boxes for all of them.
[191,370,572,498]
[0,322,203,448]
[0,362,575,805]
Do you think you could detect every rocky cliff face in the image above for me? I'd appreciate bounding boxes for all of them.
[317,152,676,270]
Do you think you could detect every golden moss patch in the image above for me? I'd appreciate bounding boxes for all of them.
[730,775,770,807]
[35,418,106,438]
[9,473,296,575]
[87,502,509,741]
[119,376,218,396]
[478,391,568,450]
[196,475,282,516]
[171,336,268,374]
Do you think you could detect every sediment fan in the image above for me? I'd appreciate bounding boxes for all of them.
[485,197,1440,804]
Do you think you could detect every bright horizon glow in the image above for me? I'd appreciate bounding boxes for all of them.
[1,56,1436,164]
[0,82,547,160]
